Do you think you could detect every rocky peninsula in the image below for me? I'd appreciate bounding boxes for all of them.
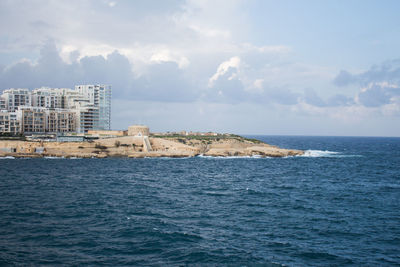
[0,134,304,158]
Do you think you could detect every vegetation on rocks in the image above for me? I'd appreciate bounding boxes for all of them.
[0,134,303,158]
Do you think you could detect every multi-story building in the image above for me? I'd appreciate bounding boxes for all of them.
[0,97,6,110]
[46,110,76,133]
[1,88,31,112]
[0,85,111,134]
[75,85,111,130]
[17,106,76,134]
[0,110,20,135]
[17,107,46,133]
[31,87,67,109]
[70,100,99,133]
[63,92,99,134]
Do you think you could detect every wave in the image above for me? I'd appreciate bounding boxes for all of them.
[143,156,192,159]
[298,150,362,158]
[197,154,269,159]
[0,151,361,160]
[0,156,15,159]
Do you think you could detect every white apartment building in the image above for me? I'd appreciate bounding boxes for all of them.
[0,110,20,135]
[0,84,111,135]
[2,88,31,112]
[75,85,111,130]
[0,97,6,110]
[31,87,68,109]
[74,103,99,134]
[63,91,100,134]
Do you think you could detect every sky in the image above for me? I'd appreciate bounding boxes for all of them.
[0,0,400,136]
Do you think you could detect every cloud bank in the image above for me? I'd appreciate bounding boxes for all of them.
[0,0,399,136]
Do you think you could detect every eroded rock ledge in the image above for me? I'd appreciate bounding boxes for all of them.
[0,135,304,158]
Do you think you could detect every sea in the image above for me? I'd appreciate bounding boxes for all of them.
[0,136,399,266]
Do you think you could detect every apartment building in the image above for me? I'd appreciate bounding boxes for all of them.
[31,87,68,109]
[18,107,46,133]
[0,110,20,135]
[75,85,111,130]
[46,110,76,133]
[0,97,6,110]
[17,106,76,134]
[2,88,31,111]
[70,100,99,133]
[0,84,111,135]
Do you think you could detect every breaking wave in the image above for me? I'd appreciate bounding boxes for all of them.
[0,156,15,159]
[299,150,362,158]
[197,154,267,159]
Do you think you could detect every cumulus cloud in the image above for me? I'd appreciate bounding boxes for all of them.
[3,40,398,123]
[0,41,198,102]
[150,49,190,69]
[356,82,400,107]
[208,56,241,88]
[333,60,400,111]
[334,59,400,87]
[1,1,399,135]
[249,79,264,93]
[0,0,320,108]
[0,41,305,107]
[333,70,356,87]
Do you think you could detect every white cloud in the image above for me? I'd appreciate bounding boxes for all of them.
[241,78,264,93]
[208,56,241,87]
[355,82,400,107]
[150,49,190,69]
[1,1,399,136]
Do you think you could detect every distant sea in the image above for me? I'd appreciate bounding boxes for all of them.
[0,136,399,266]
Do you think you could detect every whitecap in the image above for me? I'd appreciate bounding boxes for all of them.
[197,154,262,159]
[297,150,362,158]
[0,156,15,159]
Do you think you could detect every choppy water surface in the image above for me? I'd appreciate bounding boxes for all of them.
[0,136,399,266]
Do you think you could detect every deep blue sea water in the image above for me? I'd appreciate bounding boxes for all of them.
[0,136,399,266]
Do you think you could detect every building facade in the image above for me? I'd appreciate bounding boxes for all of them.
[2,88,31,112]
[17,107,76,134]
[75,85,111,131]
[0,85,111,134]
[0,110,20,135]
[31,87,67,109]
[0,97,6,110]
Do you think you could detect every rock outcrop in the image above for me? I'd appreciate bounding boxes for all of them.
[0,135,304,158]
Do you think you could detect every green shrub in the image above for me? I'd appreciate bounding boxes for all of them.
[95,144,108,150]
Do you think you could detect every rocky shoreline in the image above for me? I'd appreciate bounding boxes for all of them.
[0,135,304,158]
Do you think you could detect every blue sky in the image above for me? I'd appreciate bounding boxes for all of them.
[0,0,399,136]
[246,1,400,69]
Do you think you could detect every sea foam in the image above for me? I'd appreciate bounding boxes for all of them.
[197,154,265,159]
[299,150,362,158]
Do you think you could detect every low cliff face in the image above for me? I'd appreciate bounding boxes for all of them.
[154,136,303,157]
[0,135,303,158]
